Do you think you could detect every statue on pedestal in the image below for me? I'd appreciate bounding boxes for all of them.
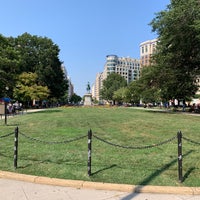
[84,82,92,106]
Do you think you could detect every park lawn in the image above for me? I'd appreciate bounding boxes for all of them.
[0,106,199,187]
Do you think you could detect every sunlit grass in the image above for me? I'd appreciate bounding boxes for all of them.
[0,106,199,186]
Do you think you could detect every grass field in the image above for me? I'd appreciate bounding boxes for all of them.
[0,106,199,187]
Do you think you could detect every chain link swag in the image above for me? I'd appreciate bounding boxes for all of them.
[19,132,87,145]
[182,136,200,145]
[0,132,14,138]
[93,134,177,149]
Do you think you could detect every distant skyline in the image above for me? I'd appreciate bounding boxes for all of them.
[1,0,170,97]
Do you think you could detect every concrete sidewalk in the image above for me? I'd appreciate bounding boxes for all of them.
[0,171,200,200]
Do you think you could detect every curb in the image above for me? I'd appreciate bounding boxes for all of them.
[0,171,200,195]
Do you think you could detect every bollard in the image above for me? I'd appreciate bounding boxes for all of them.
[88,129,92,176]
[14,127,19,169]
[177,131,183,182]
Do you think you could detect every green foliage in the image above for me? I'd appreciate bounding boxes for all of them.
[113,87,127,104]
[0,34,22,97]
[125,81,141,104]
[69,93,82,104]
[0,33,68,100]
[13,72,49,103]
[100,73,127,103]
[149,0,200,100]
[16,33,68,99]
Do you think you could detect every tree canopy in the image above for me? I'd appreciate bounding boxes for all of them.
[13,72,49,103]
[0,33,68,103]
[147,0,200,101]
[100,73,127,103]
[69,93,82,104]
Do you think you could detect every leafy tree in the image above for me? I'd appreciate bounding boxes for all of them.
[13,72,49,105]
[113,87,127,104]
[149,0,200,101]
[15,33,68,99]
[0,34,21,98]
[0,33,68,100]
[100,73,127,104]
[125,81,142,104]
[69,93,82,104]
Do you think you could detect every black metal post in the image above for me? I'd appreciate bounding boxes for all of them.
[177,131,183,182]
[4,102,7,125]
[88,129,92,176]
[14,127,19,169]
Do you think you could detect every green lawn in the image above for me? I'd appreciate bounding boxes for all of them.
[0,106,199,187]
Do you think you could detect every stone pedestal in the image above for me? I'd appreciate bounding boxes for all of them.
[84,93,92,106]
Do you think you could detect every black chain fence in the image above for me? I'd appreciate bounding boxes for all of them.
[0,127,199,183]
[0,132,14,139]
[182,136,200,145]
[93,134,177,149]
[19,131,87,144]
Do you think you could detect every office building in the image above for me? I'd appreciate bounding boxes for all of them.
[92,55,140,101]
[92,72,103,101]
[103,55,140,83]
[61,64,74,99]
[140,38,158,67]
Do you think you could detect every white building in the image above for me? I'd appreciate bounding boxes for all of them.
[92,72,103,101]
[103,55,140,83]
[61,64,74,99]
[93,55,140,101]
[140,38,158,67]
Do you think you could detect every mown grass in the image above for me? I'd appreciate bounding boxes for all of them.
[0,106,199,187]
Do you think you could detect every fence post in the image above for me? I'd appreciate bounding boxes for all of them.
[14,127,19,169]
[177,131,183,182]
[88,129,92,176]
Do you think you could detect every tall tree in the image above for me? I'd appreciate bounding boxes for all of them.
[15,33,68,99]
[0,34,21,98]
[100,73,127,104]
[0,33,68,100]
[148,0,200,100]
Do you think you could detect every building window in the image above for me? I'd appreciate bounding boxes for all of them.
[145,45,148,53]
[141,47,144,54]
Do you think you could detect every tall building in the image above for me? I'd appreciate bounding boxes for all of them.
[92,55,140,101]
[92,72,103,101]
[140,38,158,67]
[103,55,140,83]
[61,64,74,99]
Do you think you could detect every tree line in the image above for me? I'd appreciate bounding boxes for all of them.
[101,0,200,105]
[0,32,68,107]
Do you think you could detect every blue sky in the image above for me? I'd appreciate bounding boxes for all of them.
[1,0,170,97]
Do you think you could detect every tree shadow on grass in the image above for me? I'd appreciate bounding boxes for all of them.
[16,156,87,169]
[182,167,195,182]
[144,109,177,115]
[91,164,117,176]
[120,150,194,200]
[29,109,62,114]
[3,124,20,127]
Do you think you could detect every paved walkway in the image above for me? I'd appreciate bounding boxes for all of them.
[1,178,200,200]
[0,171,200,200]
